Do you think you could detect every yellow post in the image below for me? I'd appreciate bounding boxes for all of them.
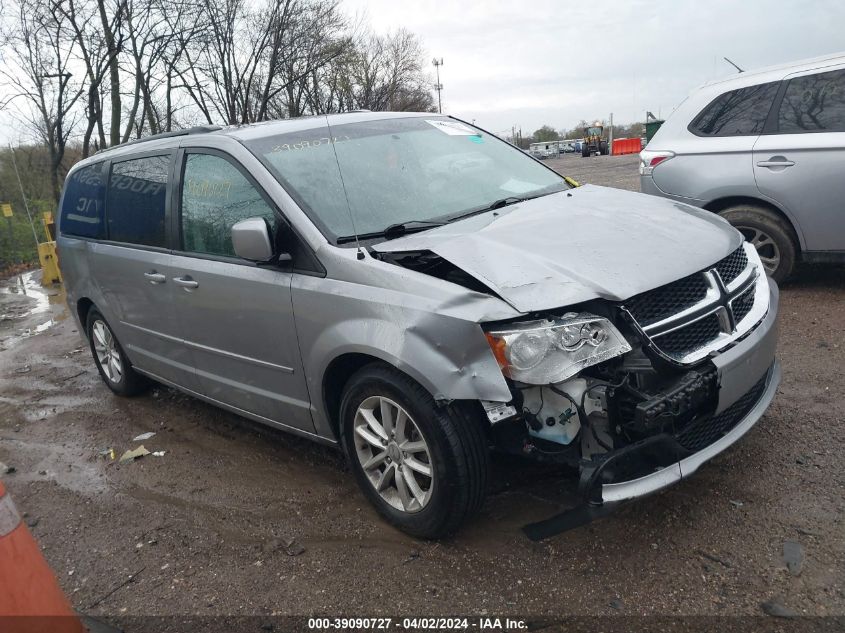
[38,212,62,285]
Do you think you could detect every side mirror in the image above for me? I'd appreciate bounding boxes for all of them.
[231,217,275,262]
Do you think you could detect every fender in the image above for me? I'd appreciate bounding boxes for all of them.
[291,274,514,439]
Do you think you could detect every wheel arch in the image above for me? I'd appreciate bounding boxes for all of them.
[703,196,803,252]
[322,352,384,441]
[76,297,95,336]
[320,350,497,443]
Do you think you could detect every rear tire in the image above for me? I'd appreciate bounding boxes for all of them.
[581,146,590,158]
[717,205,797,282]
[599,141,609,155]
[86,309,149,396]
[339,363,489,539]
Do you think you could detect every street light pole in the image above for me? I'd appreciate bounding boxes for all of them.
[432,58,444,113]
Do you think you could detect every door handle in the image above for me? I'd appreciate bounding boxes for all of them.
[757,158,795,168]
[172,276,199,290]
[143,271,166,284]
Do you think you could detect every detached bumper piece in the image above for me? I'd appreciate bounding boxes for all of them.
[522,361,780,540]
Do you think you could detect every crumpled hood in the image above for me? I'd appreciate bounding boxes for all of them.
[372,185,741,313]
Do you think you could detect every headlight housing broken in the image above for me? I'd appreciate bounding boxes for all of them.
[485,313,631,384]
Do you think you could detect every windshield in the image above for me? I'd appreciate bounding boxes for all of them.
[245,116,567,243]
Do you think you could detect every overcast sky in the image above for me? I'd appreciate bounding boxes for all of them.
[343,0,844,136]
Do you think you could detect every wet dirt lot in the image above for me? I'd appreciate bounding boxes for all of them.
[1,154,843,622]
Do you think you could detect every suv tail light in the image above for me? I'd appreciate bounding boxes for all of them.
[639,150,675,176]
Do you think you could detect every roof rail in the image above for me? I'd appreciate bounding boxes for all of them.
[96,125,223,154]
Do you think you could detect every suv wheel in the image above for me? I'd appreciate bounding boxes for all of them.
[339,364,488,538]
[86,309,149,396]
[718,205,797,282]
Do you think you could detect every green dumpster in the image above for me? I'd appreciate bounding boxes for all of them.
[645,120,665,144]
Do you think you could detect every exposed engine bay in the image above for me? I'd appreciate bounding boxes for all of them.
[488,336,725,502]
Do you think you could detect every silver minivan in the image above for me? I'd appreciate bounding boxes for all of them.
[641,52,845,282]
[58,113,779,538]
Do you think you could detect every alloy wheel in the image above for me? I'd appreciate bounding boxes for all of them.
[353,395,434,513]
[92,320,123,384]
[737,225,781,275]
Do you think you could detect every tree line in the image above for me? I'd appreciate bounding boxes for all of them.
[0,0,436,204]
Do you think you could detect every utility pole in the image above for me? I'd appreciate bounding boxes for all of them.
[609,112,614,150]
[432,58,444,113]
[8,144,41,251]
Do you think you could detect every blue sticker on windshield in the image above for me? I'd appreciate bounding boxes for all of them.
[469,135,484,144]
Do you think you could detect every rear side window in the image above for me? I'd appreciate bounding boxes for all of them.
[690,82,780,136]
[180,153,278,257]
[778,69,845,133]
[107,155,169,247]
[59,164,106,239]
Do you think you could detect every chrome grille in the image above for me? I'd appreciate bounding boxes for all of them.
[623,244,767,364]
[731,286,756,324]
[655,314,722,357]
[715,247,748,286]
[625,275,709,327]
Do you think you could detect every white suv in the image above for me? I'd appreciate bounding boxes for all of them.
[641,52,845,281]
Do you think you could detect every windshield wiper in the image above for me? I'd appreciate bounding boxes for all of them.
[383,219,446,239]
[447,196,527,223]
[336,219,446,244]
[447,185,570,225]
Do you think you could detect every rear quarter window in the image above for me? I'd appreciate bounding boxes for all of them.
[59,163,106,239]
[690,81,780,136]
[106,155,170,247]
[778,68,845,133]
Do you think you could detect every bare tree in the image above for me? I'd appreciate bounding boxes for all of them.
[181,0,354,124]
[0,0,438,206]
[1,0,85,200]
[54,0,125,156]
[121,0,179,138]
[336,29,434,113]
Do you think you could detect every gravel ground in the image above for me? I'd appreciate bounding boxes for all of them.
[1,154,843,624]
[546,152,642,191]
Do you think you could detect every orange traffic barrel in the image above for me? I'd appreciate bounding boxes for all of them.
[0,479,85,633]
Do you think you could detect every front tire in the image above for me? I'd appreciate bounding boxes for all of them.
[339,364,489,538]
[86,309,149,396]
[718,205,797,282]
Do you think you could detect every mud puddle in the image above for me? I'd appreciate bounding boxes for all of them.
[0,270,68,349]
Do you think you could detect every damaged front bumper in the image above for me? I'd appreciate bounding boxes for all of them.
[597,277,780,504]
[523,278,779,540]
[600,359,779,503]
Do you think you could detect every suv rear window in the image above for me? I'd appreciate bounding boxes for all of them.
[107,155,169,247]
[778,68,845,133]
[59,163,106,239]
[690,82,779,136]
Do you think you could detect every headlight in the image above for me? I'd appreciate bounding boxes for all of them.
[485,313,631,384]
